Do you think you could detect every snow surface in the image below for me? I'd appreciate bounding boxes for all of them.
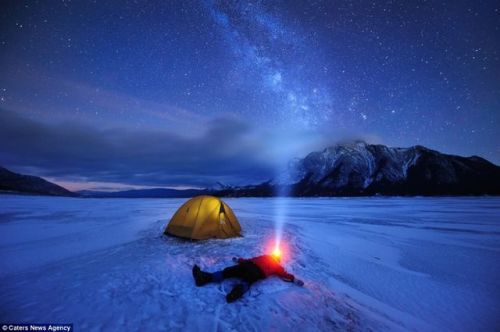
[0,195,499,331]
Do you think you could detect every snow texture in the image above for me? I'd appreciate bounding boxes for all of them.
[0,195,499,331]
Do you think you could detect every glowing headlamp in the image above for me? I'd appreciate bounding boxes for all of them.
[272,246,282,259]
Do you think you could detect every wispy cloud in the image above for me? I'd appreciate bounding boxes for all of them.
[0,110,274,189]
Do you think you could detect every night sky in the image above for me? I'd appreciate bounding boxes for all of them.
[1,0,499,191]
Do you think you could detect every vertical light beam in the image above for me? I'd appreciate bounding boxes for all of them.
[273,160,290,252]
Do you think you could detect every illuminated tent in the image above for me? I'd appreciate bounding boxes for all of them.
[164,195,242,240]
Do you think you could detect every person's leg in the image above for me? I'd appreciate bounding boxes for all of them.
[193,264,246,286]
[203,261,264,282]
[193,262,263,302]
[226,282,250,303]
[225,262,264,303]
[192,265,218,286]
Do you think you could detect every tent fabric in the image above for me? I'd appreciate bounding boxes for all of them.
[164,195,242,240]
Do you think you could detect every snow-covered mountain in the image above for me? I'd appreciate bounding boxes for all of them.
[291,141,499,195]
[0,166,75,196]
[219,141,500,196]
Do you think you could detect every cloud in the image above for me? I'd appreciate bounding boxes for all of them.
[0,110,274,188]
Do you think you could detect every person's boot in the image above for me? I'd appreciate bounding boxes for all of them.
[192,265,212,287]
[226,284,245,303]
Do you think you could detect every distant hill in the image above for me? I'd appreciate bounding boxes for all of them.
[0,164,207,198]
[218,141,500,197]
[0,166,75,196]
[78,188,208,198]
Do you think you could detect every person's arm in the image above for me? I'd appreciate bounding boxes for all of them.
[277,269,304,286]
[232,257,247,263]
[278,270,295,282]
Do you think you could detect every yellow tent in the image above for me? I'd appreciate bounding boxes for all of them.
[164,195,242,240]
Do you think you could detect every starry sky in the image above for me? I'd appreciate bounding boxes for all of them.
[0,0,499,191]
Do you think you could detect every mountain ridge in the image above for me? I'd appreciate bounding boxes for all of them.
[218,141,500,197]
[0,166,75,197]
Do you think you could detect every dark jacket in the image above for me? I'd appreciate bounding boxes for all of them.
[238,255,295,281]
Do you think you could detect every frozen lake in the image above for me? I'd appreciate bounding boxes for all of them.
[0,195,499,331]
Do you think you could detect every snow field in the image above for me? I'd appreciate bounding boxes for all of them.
[1,196,499,331]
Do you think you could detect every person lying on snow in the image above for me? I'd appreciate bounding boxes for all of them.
[192,254,304,303]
